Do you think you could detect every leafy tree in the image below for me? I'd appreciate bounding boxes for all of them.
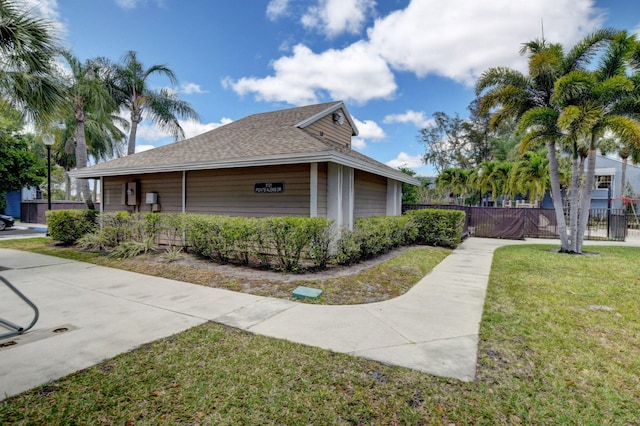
[420,112,470,173]
[0,104,46,208]
[398,166,419,204]
[107,51,199,155]
[0,0,63,123]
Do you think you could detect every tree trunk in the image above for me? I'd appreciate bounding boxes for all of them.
[576,136,598,253]
[127,107,142,156]
[547,141,570,251]
[127,119,138,156]
[568,147,580,252]
[75,109,95,210]
[65,170,72,200]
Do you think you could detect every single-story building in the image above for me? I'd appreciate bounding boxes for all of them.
[70,101,419,229]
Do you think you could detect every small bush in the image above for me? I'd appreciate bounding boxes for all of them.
[334,216,419,265]
[76,231,110,252]
[47,209,98,244]
[406,208,465,248]
[107,241,149,259]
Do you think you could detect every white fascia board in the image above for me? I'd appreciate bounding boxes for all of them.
[69,150,420,185]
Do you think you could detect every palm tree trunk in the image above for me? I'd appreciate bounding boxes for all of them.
[568,147,580,252]
[65,170,72,200]
[75,110,95,210]
[127,118,138,156]
[576,136,598,253]
[547,141,570,251]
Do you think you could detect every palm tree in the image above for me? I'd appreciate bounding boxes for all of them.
[60,51,121,209]
[552,32,640,252]
[0,0,63,123]
[107,51,199,155]
[476,29,619,253]
[436,167,470,205]
[508,151,550,207]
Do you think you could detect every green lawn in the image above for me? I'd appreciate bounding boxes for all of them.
[1,243,639,424]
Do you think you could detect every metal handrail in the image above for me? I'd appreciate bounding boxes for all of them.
[0,275,39,340]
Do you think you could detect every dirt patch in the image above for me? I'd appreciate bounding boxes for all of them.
[144,246,416,283]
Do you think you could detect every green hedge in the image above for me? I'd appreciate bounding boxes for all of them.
[185,215,332,271]
[47,209,464,270]
[405,208,465,248]
[334,215,418,265]
[46,209,99,244]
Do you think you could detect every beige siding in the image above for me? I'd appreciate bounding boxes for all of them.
[305,108,353,148]
[354,169,387,218]
[103,172,183,213]
[186,165,310,217]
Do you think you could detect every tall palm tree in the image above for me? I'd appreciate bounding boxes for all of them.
[60,51,120,209]
[476,29,619,253]
[552,32,640,252]
[107,51,199,155]
[0,0,63,123]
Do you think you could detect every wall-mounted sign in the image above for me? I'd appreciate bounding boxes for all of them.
[254,182,285,193]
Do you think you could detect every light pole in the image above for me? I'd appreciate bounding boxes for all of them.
[42,134,54,211]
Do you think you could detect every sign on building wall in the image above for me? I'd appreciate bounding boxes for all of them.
[254,182,285,193]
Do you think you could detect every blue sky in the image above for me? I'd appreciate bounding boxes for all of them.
[30,0,640,175]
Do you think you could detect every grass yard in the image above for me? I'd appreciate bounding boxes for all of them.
[1,243,639,424]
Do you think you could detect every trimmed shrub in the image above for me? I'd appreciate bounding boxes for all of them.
[261,217,332,272]
[334,215,419,265]
[406,208,465,248]
[185,214,332,271]
[46,209,98,244]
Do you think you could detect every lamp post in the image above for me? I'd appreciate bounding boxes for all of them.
[42,134,54,211]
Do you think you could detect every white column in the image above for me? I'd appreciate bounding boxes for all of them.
[327,163,343,228]
[343,166,354,230]
[182,171,186,213]
[386,179,402,216]
[310,162,318,217]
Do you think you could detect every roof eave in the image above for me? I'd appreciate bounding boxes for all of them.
[69,151,419,185]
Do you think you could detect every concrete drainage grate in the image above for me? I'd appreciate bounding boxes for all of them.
[0,324,77,351]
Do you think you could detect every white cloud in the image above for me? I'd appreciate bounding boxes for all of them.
[386,152,423,169]
[113,0,165,10]
[135,144,155,153]
[24,0,66,38]
[180,118,233,139]
[302,0,375,37]
[367,0,605,85]
[267,0,289,20]
[133,117,233,143]
[115,0,137,9]
[351,138,367,150]
[226,42,396,105]
[229,0,604,105]
[384,110,433,128]
[180,82,208,94]
[352,117,385,140]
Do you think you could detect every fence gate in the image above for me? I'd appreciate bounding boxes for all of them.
[402,205,627,241]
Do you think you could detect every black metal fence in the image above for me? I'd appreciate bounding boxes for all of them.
[402,205,628,241]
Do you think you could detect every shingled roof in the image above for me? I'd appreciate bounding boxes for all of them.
[70,101,418,185]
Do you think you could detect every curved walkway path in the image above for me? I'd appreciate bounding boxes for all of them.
[1,237,637,399]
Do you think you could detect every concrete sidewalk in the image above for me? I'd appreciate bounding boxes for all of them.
[1,237,635,400]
